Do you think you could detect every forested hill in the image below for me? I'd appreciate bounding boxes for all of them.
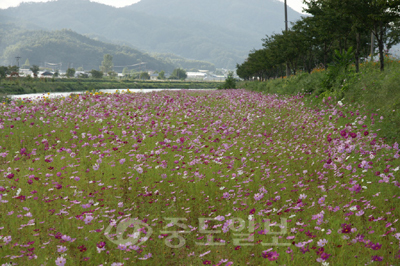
[0,24,176,72]
[0,0,304,69]
[151,53,216,71]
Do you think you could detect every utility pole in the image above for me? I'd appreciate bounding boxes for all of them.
[15,56,21,68]
[284,0,288,32]
[284,0,290,78]
[370,32,375,62]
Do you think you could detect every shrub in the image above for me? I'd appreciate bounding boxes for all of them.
[218,71,236,89]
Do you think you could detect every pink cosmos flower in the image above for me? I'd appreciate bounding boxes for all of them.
[321,252,331,261]
[318,197,325,204]
[355,210,364,216]
[84,215,93,224]
[317,239,328,247]
[371,255,383,261]
[57,246,68,253]
[254,193,264,201]
[55,257,66,266]
[262,251,279,261]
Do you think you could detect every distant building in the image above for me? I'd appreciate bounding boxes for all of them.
[204,74,225,81]
[40,71,53,77]
[187,72,207,80]
[75,71,89,78]
[19,69,33,77]
[150,74,159,81]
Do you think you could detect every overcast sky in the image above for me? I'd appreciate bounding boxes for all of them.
[0,0,140,9]
[0,0,308,13]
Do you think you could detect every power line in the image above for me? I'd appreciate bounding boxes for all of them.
[45,62,62,66]
[113,62,147,68]
[44,62,62,71]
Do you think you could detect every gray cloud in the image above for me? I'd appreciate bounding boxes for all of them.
[0,0,140,9]
[0,0,306,14]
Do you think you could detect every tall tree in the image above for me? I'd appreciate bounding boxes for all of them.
[0,66,7,80]
[304,0,354,70]
[90,69,103,79]
[139,72,150,80]
[385,19,400,53]
[100,54,114,74]
[169,68,187,80]
[66,68,76,78]
[291,18,320,73]
[334,0,400,71]
[30,65,40,78]
[122,67,129,77]
[157,70,165,80]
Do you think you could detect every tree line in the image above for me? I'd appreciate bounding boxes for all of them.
[0,53,188,81]
[237,0,400,81]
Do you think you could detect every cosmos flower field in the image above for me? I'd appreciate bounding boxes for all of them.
[0,90,399,265]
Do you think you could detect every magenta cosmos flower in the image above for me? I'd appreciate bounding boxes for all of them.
[262,251,279,261]
[341,223,352,234]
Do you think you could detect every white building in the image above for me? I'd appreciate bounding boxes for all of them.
[19,69,33,77]
[186,72,207,80]
[150,74,159,81]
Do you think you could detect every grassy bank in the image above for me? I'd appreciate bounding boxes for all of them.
[240,58,400,145]
[0,78,221,95]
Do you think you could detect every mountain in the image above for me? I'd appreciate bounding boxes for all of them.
[129,0,301,38]
[0,0,304,68]
[151,53,216,71]
[0,23,176,72]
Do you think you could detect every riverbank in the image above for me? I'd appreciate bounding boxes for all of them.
[0,78,221,95]
[240,59,400,145]
[7,88,216,102]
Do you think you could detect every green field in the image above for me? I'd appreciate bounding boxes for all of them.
[0,89,399,265]
[0,78,222,96]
